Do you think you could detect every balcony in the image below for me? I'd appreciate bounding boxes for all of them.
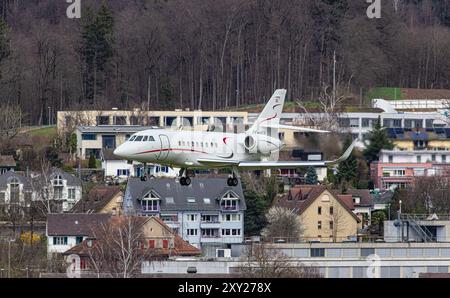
[200,221,221,229]
[141,206,160,213]
[220,206,239,212]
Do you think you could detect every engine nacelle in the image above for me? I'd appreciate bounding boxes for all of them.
[243,134,280,156]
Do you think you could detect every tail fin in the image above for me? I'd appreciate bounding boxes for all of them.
[247,89,286,134]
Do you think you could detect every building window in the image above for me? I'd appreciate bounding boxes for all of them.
[141,192,160,212]
[9,178,20,203]
[187,229,198,236]
[222,229,231,236]
[187,214,198,222]
[417,156,422,163]
[329,221,334,230]
[148,240,155,248]
[52,175,63,186]
[318,206,322,215]
[318,221,322,230]
[53,237,68,245]
[68,188,76,200]
[201,229,219,238]
[432,155,436,162]
[96,116,110,125]
[442,155,447,163]
[201,215,219,223]
[388,155,393,163]
[162,239,169,249]
[117,169,130,176]
[310,248,325,257]
[330,206,334,215]
[232,229,241,236]
[221,192,239,211]
[222,214,241,222]
[113,116,127,125]
[82,133,97,141]
[76,236,83,244]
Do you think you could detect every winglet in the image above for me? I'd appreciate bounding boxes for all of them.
[326,139,358,165]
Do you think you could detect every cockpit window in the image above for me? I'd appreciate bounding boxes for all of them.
[135,136,144,142]
[142,136,148,142]
[129,136,137,141]
[148,136,155,142]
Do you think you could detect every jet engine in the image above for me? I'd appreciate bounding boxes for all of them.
[243,134,280,156]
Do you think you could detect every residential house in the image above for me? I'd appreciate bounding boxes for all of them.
[101,149,178,181]
[0,172,34,214]
[337,189,373,228]
[123,178,246,252]
[71,185,123,215]
[0,168,82,214]
[42,168,83,212]
[275,185,361,242]
[62,216,201,273]
[46,213,111,256]
[0,155,16,175]
[371,128,450,190]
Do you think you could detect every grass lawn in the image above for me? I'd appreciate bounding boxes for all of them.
[27,126,57,138]
[367,87,402,101]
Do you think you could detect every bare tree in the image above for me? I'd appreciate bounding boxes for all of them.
[0,103,22,152]
[240,243,322,278]
[297,84,347,131]
[262,207,303,242]
[329,202,350,243]
[88,216,153,278]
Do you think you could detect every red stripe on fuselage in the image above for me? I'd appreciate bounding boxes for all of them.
[135,148,208,155]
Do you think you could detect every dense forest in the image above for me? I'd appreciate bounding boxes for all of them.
[0,0,450,125]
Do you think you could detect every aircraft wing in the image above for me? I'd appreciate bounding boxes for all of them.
[197,139,357,170]
[260,123,330,133]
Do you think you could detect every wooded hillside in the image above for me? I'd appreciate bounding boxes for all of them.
[0,0,449,125]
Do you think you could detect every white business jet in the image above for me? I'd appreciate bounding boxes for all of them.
[114,89,357,186]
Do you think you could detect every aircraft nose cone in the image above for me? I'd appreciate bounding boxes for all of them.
[113,146,125,158]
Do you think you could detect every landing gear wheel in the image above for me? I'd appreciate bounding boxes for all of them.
[232,178,239,187]
[227,178,233,187]
[180,177,186,186]
[141,175,148,182]
[184,177,191,186]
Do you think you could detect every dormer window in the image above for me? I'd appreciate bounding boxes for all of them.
[141,191,160,212]
[220,192,239,211]
[52,175,63,186]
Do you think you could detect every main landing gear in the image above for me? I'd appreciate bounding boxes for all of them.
[140,163,149,181]
[227,167,239,187]
[179,168,191,186]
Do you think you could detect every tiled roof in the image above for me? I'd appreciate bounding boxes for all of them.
[71,185,122,213]
[124,178,246,213]
[344,189,373,207]
[63,216,201,257]
[47,213,112,236]
[275,185,361,223]
[0,155,16,167]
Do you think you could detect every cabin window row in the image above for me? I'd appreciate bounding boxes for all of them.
[178,141,219,148]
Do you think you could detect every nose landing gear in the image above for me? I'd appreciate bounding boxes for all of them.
[140,163,148,181]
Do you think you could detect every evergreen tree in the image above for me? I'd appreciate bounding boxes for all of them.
[243,188,269,236]
[336,137,358,189]
[363,116,394,163]
[304,166,318,185]
[81,4,114,102]
[88,154,97,169]
[68,133,77,156]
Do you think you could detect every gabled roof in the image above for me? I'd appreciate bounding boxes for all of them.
[0,155,16,168]
[47,167,82,187]
[275,185,361,223]
[124,178,246,213]
[71,185,122,213]
[47,213,112,236]
[0,171,32,190]
[344,189,373,207]
[63,216,201,257]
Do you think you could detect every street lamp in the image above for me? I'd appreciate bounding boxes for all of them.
[8,238,15,278]
[48,106,51,126]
